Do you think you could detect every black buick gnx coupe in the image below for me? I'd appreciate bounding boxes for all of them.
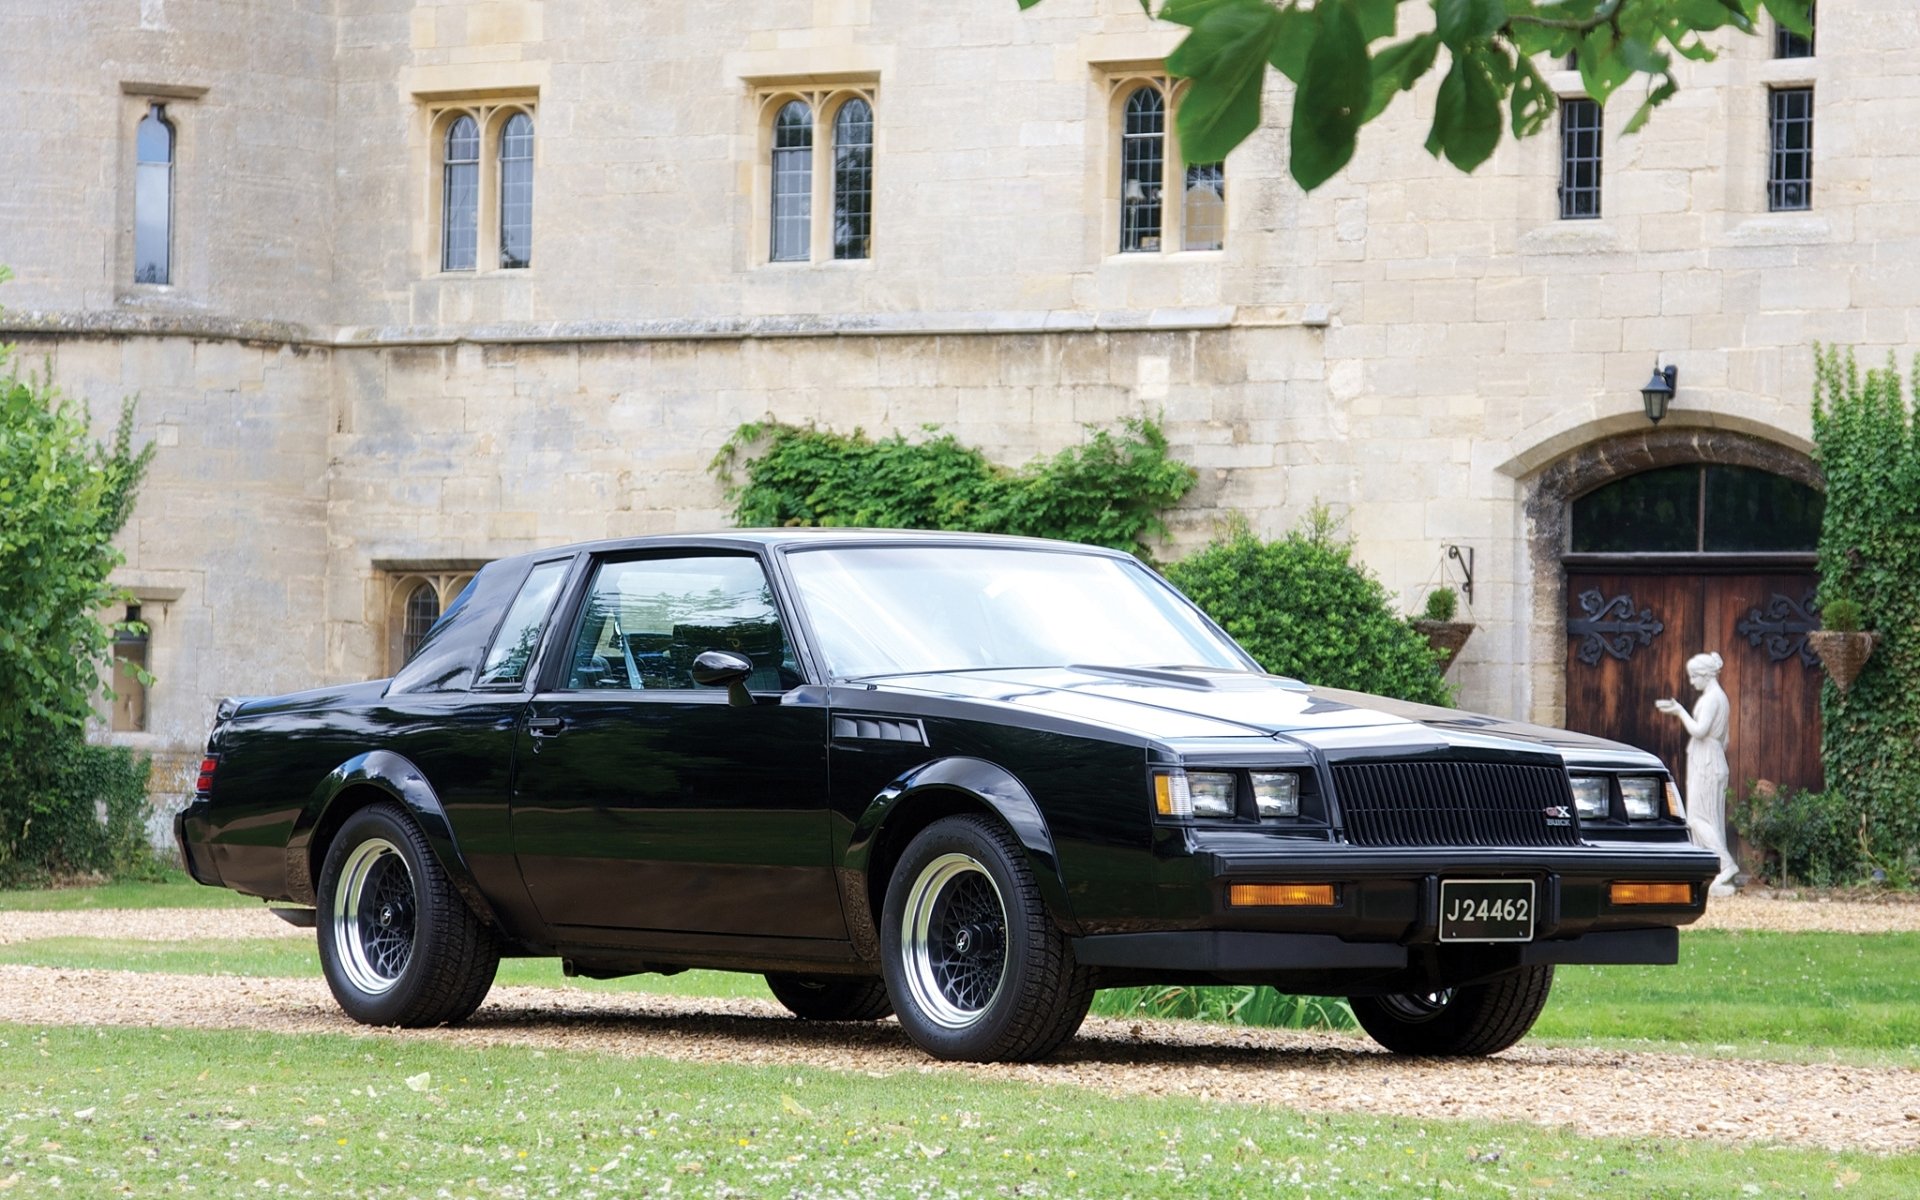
[179,530,1716,1062]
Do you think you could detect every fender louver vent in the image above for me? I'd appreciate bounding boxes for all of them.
[1330,761,1581,848]
[832,716,928,745]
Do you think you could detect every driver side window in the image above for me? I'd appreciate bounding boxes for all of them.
[565,554,800,691]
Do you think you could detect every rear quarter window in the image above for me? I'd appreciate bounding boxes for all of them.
[476,560,570,688]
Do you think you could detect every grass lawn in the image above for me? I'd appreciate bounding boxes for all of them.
[3,1023,1914,1199]
[0,869,249,911]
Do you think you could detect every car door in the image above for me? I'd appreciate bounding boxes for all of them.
[508,550,846,941]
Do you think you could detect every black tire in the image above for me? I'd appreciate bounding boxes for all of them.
[880,814,1093,1062]
[1349,965,1555,1056]
[315,803,500,1027]
[764,973,894,1021]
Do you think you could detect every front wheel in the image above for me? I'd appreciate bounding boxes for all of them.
[1349,965,1554,1056]
[315,803,500,1027]
[880,814,1093,1062]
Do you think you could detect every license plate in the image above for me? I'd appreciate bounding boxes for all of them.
[1438,879,1535,943]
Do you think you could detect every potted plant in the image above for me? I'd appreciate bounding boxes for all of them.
[1807,596,1876,694]
[1412,587,1474,673]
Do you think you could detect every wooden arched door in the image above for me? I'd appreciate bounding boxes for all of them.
[1562,463,1825,807]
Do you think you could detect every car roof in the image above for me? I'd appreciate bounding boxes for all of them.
[489,528,1136,572]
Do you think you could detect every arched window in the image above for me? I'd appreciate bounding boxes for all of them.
[832,98,872,261]
[1571,465,1823,554]
[1120,87,1165,253]
[402,582,441,663]
[499,112,534,269]
[134,104,174,284]
[442,115,481,271]
[771,100,813,262]
[1183,161,1225,251]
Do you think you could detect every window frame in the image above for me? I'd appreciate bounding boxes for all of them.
[1767,85,1814,212]
[386,570,479,675]
[751,83,880,267]
[1557,96,1603,221]
[134,103,175,285]
[1103,73,1227,258]
[1775,3,1815,59]
[421,96,538,277]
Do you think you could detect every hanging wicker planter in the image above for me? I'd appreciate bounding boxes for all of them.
[1413,619,1475,674]
[1807,629,1877,694]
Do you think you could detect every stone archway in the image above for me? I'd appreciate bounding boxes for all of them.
[1520,426,1825,807]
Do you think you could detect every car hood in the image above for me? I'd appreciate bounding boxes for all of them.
[871,666,1647,763]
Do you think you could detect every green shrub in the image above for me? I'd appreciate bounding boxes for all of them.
[0,730,153,887]
[709,417,1196,560]
[1092,984,1356,1031]
[1422,586,1459,622]
[1164,510,1451,704]
[1,267,157,884]
[1811,347,1920,871]
[1732,785,1864,887]
[1820,596,1862,633]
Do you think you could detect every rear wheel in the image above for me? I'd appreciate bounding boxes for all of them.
[316,803,499,1027]
[880,814,1093,1062]
[1349,965,1554,1056]
[764,973,893,1021]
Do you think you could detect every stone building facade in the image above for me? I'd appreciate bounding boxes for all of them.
[3,0,1914,829]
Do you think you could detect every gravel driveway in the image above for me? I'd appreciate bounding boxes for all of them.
[3,894,1918,1155]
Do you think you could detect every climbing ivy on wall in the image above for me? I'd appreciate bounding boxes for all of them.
[709,417,1197,560]
[1811,346,1920,880]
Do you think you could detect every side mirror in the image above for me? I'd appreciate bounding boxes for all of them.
[691,649,755,708]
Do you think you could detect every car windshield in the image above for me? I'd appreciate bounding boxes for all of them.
[784,544,1254,680]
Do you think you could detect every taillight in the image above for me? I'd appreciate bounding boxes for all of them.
[195,756,218,794]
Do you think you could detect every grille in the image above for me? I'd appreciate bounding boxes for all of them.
[1330,761,1581,848]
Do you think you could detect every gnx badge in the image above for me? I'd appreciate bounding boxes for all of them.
[1542,805,1573,827]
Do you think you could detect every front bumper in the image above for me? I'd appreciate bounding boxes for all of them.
[1071,838,1716,992]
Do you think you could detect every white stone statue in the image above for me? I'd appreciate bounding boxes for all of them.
[1655,651,1738,896]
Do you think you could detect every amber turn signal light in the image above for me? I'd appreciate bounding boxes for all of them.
[1228,883,1336,907]
[1610,881,1693,906]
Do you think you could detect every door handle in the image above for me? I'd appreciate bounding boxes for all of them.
[527,716,566,737]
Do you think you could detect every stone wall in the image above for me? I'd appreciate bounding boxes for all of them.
[6,0,1920,838]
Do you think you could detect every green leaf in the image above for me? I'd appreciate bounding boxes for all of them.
[1762,0,1813,37]
[1424,47,1502,172]
[1265,7,1316,83]
[1365,32,1440,122]
[1433,0,1505,48]
[1623,74,1679,134]
[1158,0,1244,29]
[1353,0,1398,41]
[1167,0,1284,164]
[1507,51,1554,139]
[1289,0,1373,190]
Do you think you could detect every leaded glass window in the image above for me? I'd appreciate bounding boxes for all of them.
[403,583,441,664]
[1558,98,1602,219]
[499,112,533,269]
[1768,87,1813,212]
[771,101,813,262]
[1182,162,1225,251]
[442,116,480,271]
[1571,465,1823,554]
[134,104,173,285]
[1120,87,1165,253]
[832,99,873,261]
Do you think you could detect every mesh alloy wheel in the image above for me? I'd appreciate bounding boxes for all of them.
[900,852,1009,1029]
[330,837,417,995]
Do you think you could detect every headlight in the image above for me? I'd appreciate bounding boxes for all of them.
[1153,769,1238,818]
[1252,772,1300,818]
[1569,775,1610,820]
[1188,772,1237,817]
[1620,776,1662,820]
